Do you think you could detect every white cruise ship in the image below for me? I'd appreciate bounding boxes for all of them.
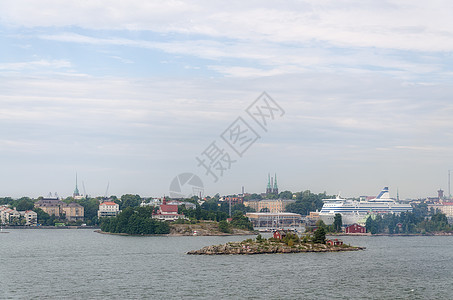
[319,187,413,225]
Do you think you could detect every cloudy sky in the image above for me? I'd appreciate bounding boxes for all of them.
[1,0,453,199]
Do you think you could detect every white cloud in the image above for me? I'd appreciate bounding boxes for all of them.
[0,59,71,71]
[3,1,453,52]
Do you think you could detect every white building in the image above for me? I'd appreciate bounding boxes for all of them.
[0,206,21,224]
[98,201,120,218]
[23,210,38,225]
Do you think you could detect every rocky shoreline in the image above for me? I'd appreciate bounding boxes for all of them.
[187,240,365,255]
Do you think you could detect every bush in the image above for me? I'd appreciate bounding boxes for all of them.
[218,220,231,233]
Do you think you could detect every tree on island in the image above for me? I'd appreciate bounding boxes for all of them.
[312,226,326,244]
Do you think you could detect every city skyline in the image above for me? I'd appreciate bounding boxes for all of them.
[1,1,453,199]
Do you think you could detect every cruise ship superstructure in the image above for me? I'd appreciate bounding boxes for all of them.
[319,187,413,225]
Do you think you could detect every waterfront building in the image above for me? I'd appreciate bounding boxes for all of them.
[35,198,64,217]
[306,211,320,226]
[61,202,84,222]
[152,198,186,221]
[0,206,20,224]
[246,212,302,228]
[23,210,38,225]
[345,223,366,234]
[244,199,295,213]
[98,201,120,218]
[35,197,84,222]
[428,202,453,217]
[1,206,37,225]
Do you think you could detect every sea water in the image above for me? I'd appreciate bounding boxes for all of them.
[1,229,452,299]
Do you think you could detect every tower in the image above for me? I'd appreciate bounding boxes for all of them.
[73,173,80,197]
[273,173,278,195]
[266,174,272,194]
[438,189,444,200]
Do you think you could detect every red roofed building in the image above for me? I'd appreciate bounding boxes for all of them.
[345,223,366,234]
[98,201,120,218]
[273,229,288,240]
[152,198,187,221]
[326,239,343,246]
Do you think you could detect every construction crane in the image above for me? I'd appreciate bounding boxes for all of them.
[104,181,110,199]
[82,181,88,198]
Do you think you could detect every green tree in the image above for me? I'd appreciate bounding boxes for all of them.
[218,220,231,233]
[279,190,293,199]
[76,198,100,224]
[33,208,51,225]
[120,194,141,209]
[14,197,35,211]
[312,226,326,244]
[100,206,170,234]
[333,213,342,232]
[243,193,262,201]
[230,211,253,231]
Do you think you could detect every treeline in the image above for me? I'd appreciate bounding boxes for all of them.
[365,212,452,234]
[285,190,330,215]
[179,201,254,222]
[100,206,170,235]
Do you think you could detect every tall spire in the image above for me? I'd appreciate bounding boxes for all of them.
[73,173,80,197]
[274,173,278,189]
[273,173,278,195]
[266,173,272,194]
[267,173,271,189]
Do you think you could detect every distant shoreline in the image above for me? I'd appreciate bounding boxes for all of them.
[94,229,256,237]
[2,225,99,230]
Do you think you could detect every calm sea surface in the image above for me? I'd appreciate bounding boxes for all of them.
[1,229,452,299]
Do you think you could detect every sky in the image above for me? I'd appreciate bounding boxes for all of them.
[1,0,453,199]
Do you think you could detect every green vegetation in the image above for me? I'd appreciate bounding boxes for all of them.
[285,190,330,215]
[218,220,231,233]
[229,211,254,231]
[312,227,326,244]
[365,211,452,234]
[120,194,142,209]
[333,213,342,232]
[100,206,170,235]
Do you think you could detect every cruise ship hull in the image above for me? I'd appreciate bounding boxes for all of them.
[319,187,413,225]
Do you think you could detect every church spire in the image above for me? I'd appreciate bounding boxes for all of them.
[73,173,80,197]
[273,173,278,195]
[266,173,272,194]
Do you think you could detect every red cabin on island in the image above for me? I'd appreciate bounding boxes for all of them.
[326,239,343,246]
[273,230,288,240]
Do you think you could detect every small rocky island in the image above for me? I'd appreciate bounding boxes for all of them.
[187,231,365,255]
